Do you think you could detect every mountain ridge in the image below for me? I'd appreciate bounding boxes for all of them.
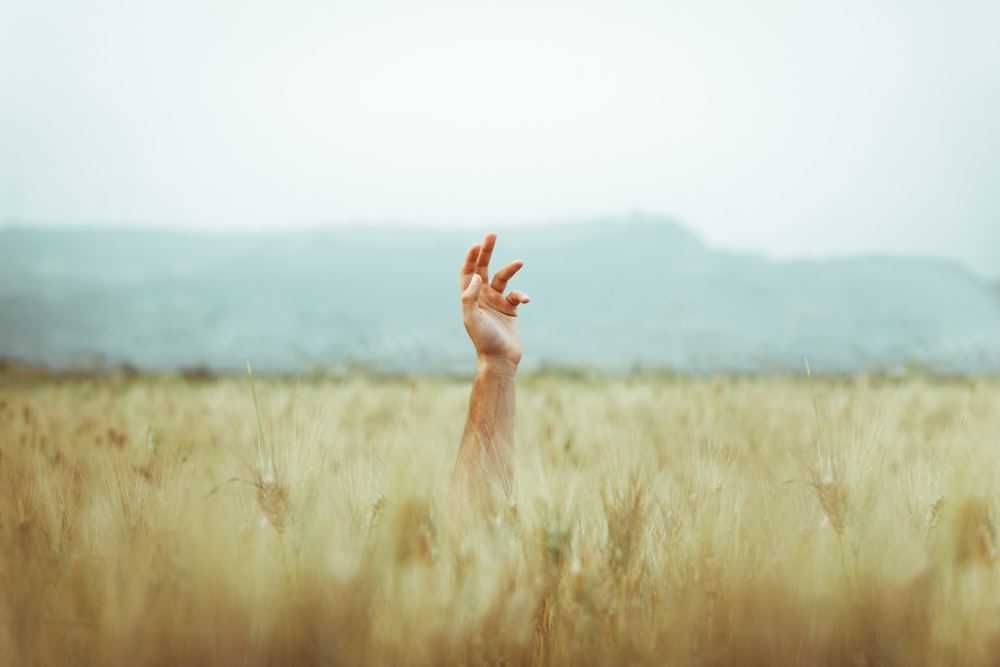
[1,217,997,374]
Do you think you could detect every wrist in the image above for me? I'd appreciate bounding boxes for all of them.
[476,355,519,377]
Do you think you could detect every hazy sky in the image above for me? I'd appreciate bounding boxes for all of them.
[2,0,998,277]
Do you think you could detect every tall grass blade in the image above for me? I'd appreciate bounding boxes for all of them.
[804,355,828,477]
[247,360,273,481]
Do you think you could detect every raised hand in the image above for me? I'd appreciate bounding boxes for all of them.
[460,232,530,366]
[455,232,528,506]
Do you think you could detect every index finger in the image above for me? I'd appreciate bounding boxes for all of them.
[460,242,481,291]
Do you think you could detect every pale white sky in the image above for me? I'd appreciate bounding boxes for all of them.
[2,0,998,277]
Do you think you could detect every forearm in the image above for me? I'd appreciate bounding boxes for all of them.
[453,356,518,498]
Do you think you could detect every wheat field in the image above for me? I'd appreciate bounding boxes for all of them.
[2,363,999,666]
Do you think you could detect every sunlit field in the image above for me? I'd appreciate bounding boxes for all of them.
[2,363,999,666]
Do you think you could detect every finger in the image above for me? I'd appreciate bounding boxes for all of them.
[476,232,497,282]
[505,290,530,307]
[461,274,483,319]
[460,243,481,291]
[490,259,523,293]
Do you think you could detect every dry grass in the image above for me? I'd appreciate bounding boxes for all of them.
[2,364,999,666]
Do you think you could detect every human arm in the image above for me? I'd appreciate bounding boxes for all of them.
[452,232,529,503]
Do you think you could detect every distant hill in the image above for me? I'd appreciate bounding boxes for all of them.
[1,217,998,374]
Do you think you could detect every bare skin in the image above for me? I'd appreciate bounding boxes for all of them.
[453,232,529,507]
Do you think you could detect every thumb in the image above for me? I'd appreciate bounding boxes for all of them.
[461,273,482,319]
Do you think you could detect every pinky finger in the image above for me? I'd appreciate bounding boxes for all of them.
[505,290,530,306]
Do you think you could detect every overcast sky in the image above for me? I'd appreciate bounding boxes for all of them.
[2,0,998,278]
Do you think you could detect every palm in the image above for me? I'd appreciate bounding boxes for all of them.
[460,233,529,365]
[467,286,522,362]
